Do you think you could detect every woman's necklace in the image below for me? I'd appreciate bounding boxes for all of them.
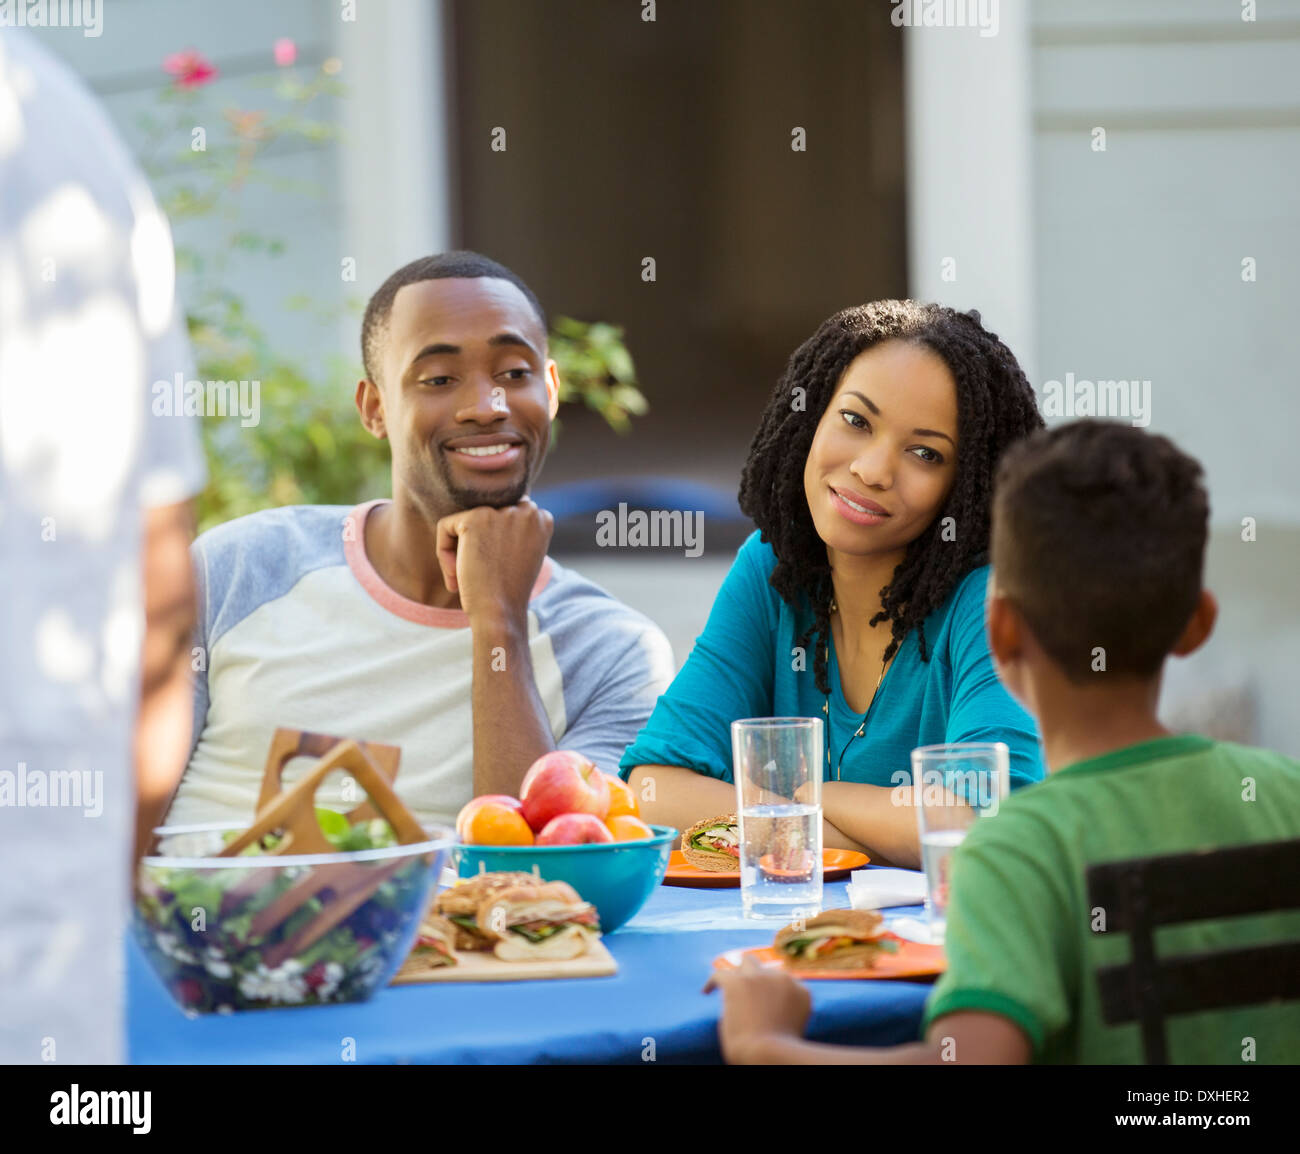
[822,596,892,780]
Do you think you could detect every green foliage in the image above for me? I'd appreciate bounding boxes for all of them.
[550,316,649,435]
[141,54,646,535]
[186,298,393,532]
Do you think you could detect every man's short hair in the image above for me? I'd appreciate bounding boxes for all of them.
[360,250,547,385]
[992,420,1209,683]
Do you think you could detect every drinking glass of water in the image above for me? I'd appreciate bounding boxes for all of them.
[911,742,1009,944]
[731,717,824,921]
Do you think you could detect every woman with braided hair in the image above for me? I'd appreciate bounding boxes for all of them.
[619,300,1046,867]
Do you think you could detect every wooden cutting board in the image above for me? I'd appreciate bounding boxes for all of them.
[389,937,618,984]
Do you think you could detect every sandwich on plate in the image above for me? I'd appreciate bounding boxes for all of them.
[773,908,899,971]
[682,814,740,871]
[475,880,601,961]
[433,871,543,951]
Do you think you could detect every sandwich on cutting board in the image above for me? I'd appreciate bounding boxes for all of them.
[476,881,601,961]
[682,814,740,871]
[433,871,544,950]
[773,909,899,971]
[408,914,458,968]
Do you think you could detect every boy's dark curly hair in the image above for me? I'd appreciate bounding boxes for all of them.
[738,300,1043,694]
[992,421,1209,683]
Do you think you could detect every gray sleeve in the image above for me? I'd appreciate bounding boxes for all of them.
[137,322,206,508]
[556,624,676,779]
[133,169,206,508]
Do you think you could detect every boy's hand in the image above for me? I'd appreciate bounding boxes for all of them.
[435,498,553,624]
[703,956,812,1063]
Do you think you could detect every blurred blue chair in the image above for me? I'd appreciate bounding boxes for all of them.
[533,476,752,554]
[533,476,743,520]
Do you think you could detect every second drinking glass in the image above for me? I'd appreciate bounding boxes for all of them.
[731,717,824,920]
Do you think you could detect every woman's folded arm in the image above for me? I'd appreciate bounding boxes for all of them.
[820,781,917,868]
[630,764,869,854]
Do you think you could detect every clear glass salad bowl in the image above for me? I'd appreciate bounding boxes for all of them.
[133,822,453,1015]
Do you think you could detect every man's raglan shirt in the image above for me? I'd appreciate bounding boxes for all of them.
[165,499,676,831]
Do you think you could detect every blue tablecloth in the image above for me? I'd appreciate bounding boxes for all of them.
[128,880,932,1064]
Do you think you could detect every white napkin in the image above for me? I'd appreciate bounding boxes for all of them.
[846,867,927,910]
[885,914,939,944]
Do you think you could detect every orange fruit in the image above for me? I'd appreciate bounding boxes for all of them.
[464,803,534,846]
[455,794,523,841]
[605,814,654,842]
[604,776,641,821]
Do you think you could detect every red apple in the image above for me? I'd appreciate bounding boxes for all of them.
[519,751,610,831]
[455,794,523,842]
[535,813,615,846]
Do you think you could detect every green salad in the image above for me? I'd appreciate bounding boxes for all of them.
[220,808,400,855]
[135,809,435,1015]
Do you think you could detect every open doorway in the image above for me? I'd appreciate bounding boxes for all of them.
[446,0,906,547]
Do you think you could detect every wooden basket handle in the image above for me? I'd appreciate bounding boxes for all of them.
[219,738,426,859]
[256,727,401,824]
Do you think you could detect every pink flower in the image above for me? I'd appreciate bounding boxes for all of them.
[273,38,296,68]
[163,49,218,89]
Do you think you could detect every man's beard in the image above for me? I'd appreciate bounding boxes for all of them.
[432,442,532,509]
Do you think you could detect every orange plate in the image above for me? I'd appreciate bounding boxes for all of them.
[662,848,869,888]
[712,935,945,980]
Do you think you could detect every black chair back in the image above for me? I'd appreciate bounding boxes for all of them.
[1086,838,1300,1064]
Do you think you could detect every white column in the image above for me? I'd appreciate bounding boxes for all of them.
[903,6,1036,379]
[337,0,452,299]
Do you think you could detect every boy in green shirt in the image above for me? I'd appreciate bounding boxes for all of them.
[707,421,1300,1064]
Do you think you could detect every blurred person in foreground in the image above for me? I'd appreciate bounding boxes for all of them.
[707,421,1300,1064]
[0,30,204,1063]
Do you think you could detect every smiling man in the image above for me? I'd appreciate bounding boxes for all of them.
[164,252,674,831]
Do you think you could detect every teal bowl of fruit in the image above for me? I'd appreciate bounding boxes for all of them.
[133,817,453,1015]
[453,825,676,932]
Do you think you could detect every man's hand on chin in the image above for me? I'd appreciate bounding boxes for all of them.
[442,497,558,796]
[435,497,554,625]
